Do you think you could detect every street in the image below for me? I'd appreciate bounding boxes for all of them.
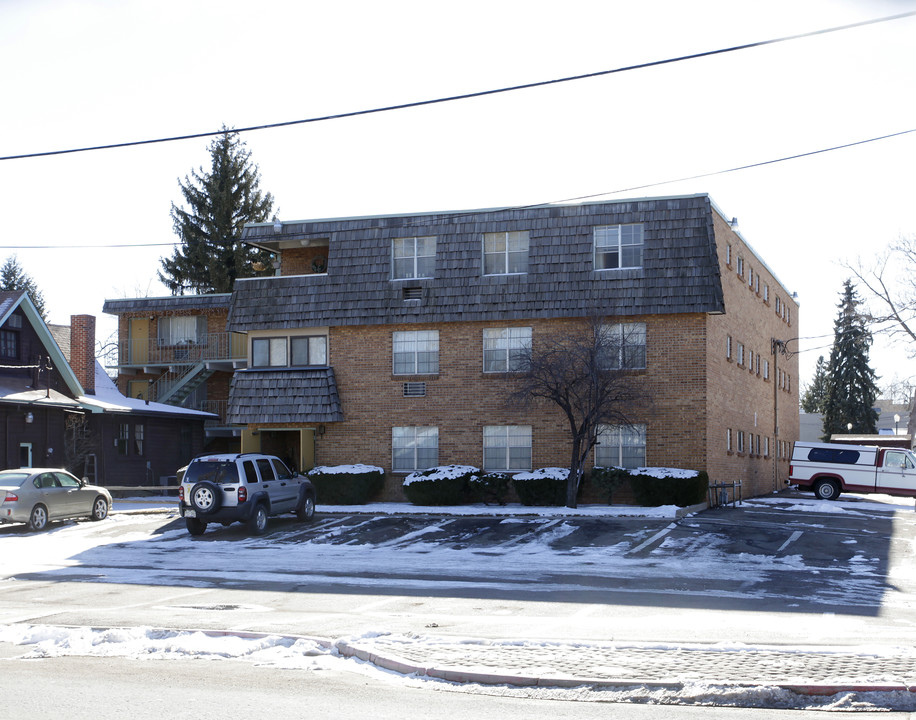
[1,492,915,713]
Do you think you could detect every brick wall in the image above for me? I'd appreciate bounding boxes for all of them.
[70,314,96,394]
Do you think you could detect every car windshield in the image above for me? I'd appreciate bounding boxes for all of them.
[184,461,240,485]
[0,472,31,487]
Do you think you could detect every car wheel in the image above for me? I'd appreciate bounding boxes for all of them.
[814,479,840,501]
[90,496,109,521]
[189,482,221,515]
[296,494,315,522]
[28,505,49,532]
[186,518,208,536]
[248,503,268,536]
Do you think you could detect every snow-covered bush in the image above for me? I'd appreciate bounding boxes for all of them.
[627,467,708,507]
[512,467,568,506]
[402,465,479,505]
[308,464,385,505]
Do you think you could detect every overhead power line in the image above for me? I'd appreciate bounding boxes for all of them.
[2,11,914,162]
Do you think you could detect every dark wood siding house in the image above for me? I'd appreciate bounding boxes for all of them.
[0,291,212,486]
[221,194,799,501]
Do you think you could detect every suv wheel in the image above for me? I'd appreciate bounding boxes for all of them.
[248,503,268,536]
[297,493,315,522]
[186,518,208,536]
[189,481,222,515]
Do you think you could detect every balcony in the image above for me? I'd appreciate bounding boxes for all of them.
[115,332,248,372]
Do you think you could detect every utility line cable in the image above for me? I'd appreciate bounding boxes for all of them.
[1,11,914,162]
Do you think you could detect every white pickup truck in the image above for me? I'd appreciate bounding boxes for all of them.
[788,441,916,500]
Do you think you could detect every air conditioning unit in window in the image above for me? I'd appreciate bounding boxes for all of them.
[403,382,426,397]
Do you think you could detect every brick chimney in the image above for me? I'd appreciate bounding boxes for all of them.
[70,314,96,395]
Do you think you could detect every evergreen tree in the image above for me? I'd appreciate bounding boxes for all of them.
[0,254,47,319]
[821,280,880,440]
[159,127,276,294]
[800,355,829,413]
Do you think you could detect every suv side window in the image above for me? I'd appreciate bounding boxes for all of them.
[242,460,259,484]
[256,458,277,482]
[271,458,293,479]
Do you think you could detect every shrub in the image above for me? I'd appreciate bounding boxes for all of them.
[402,465,479,505]
[308,464,385,505]
[628,468,709,507]
[468,472,511,505]
[590,466,630,504]
[512,467,568,506]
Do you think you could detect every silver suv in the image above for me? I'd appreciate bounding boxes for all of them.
[178,453,316,536]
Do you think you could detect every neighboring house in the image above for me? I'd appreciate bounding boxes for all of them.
[214,193,799,500]
[0,290,212,485]
[102,293,246,452]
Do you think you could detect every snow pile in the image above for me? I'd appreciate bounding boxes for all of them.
[628,467,699,479]
[403,465,479,486]
[309,464,384,476]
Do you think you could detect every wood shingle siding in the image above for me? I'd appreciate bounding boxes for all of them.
[228,196,724,332]
[228,368,343,424]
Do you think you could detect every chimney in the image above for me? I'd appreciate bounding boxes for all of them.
[70,315,96,395]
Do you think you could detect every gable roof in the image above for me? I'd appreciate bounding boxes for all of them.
[228,195,724,332]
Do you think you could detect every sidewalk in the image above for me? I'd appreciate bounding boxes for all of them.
[335,634,916,695]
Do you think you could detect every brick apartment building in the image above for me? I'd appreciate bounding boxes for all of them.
[104,194,799,501]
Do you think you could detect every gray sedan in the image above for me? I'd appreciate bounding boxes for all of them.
[0,468,112,531]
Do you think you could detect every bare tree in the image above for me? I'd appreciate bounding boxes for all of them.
[506,316,644,508]
[846,236,916,351]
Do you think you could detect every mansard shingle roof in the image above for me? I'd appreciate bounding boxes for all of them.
[227,195,724,331]
[103,294,231,315]
[227,368,343,424]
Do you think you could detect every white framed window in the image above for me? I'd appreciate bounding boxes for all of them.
[393,330,439,375]
[392,236,436,280]
[252,337,288,367]
[764,359,770,380]
[748,349,754,373]
[484,231,529,275]
[596,424,646,468]
[483,327,531,372]
[737,342,744,366]
[253,335,328,368]
[599,322,647,370]
[748,268,754,288]
[392,426,438,472]
[483,425,532,471]
[726,335,732,360]
[764,284,770,303]
[736,256,744,277]
[726,244,732,266]
[764,436,770,457]
[754,274,760,294]
[158,315,206,346]
[737,430,745,454]
[726,428,732,453]
[594,224,644,270]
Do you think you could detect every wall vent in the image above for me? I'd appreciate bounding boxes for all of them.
[403,382,427,397]
[402,287,423,301]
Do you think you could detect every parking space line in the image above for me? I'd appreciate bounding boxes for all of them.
[776,530,804,554]
[627,523,676,555]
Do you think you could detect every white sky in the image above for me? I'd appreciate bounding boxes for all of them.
[2,0,915,391]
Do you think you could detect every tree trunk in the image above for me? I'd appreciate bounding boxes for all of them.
[567,437,581,508]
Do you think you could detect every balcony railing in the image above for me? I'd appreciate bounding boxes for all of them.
[116,332,247,368]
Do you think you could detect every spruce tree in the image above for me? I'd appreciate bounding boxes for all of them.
[821,280,880,440]
[159,127,276,294]
[0,255,47,319]
[800,355,829,413]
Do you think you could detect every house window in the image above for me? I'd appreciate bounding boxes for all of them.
[134,424,144,456]
[726,244,732,266]
[393,330,439,375]
[764,436,770,457]
[0,330,18,359]
[483,425,532,471]
[726,428,732,453]
[594,224,644,270]
[748,268,754,288]
[764,360,770,380]
[291,336,328,366]
[754,274,760,294]
[596,424,646,468]
[483,327,531,372]
[252,337,288,367]
[483,231,529,275]
[117,423,129,456]
[748,349,754,373]
[392,236,436,280]
[737,342,744,366]
[158,315,206,346]
[392,426,438,472]
[764,284,770,303]
[726,335,732,360]
[599,322,646,370]
[737,430,745,454]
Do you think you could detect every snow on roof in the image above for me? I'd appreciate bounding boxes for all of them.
[78,362,215,418]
